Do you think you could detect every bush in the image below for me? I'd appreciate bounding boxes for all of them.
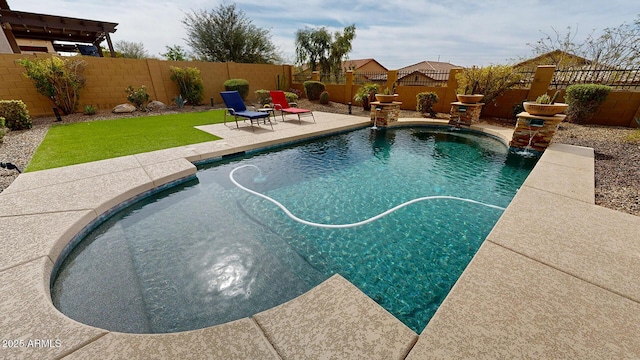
[303,81,325,100]
[83,104,97,115]
[353,83,379,110]
[224,79,250,100]
[17,56,87,115]
[126,85,150,110]
[565,84,612,124]
[0,100,32,130]
[416,92,439,117]
[288,88,303,99]
[319,90,330,104]
[455,65,521,107]
[169,66,204,105]
[284,91,299,104]
[255,89,271,105]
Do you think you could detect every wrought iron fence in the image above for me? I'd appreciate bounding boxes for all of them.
[353,71,387,85]
[514,69,536,88]
[550,67,640,90]
[317,72,347,84]
[396,69,451,87]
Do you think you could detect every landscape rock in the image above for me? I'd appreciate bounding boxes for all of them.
[112,103,136,113]
[147,101,167,111]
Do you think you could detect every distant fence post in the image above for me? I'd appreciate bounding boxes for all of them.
[311,71,320,81]
[528,65,556,100]
[345,70,354,105]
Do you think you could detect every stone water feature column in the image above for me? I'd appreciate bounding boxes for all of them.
[449,102,484,127]
[370,101,401,127]
[509,112,566,155]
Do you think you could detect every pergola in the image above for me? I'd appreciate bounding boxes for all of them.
[0,0,117,57]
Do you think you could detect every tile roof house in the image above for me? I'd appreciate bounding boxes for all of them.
[396,61,461,86]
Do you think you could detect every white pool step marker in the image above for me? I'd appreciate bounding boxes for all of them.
[230,164,506,229]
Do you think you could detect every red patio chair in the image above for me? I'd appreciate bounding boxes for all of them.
[269,90,315,124]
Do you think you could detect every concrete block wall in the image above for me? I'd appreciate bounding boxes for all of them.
[0,54,293,116]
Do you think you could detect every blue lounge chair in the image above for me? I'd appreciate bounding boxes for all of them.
[220,91,273,131]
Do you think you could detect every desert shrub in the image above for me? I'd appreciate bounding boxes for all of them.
[284,91,298,104]
[126,85,150,110]
[455,65,521,106]
[416,92,439,117]
[169,66,204,105]
[288,88,303,99]
[353,83,379,110]
[565,84,611,124]
[224,79,250,100]
[83,104,97,115]
[512,101,526,119]
[303,81,325,100]
[319,90,330,104]
[18,56,87,115]
[255,89,271,105]
[0,100,32,130]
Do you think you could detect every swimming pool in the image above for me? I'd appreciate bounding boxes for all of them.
[51,127,536,334]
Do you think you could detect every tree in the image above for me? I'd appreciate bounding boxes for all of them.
[295,25,356,80]
[161,45,189,61]
[527,14,639,68]
[114,40,149,59]
[182,3,280,63]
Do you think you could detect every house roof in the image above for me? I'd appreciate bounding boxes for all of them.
[397,61,460,81]
[514,50,591,69]
[342,58,388,71]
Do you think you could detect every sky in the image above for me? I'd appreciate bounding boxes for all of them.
[11,0,639,69]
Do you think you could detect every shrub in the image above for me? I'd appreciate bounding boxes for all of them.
[319,90,330,104]
[288,88,303,99]
[303,81,325,100]
[169,66,204,105]
[284,91,298,104]
[565,84,612,124]
[126,85,150,110]
[455,65,521,107]
[416,92,439,117]
[17,56,87,115]
[83,104,97,115]
[255,89,271,105]
[0,100,32,130]
[224,79,250,100]
[353,83,379,110]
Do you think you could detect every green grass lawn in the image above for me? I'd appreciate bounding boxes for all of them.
[27,110,226,172]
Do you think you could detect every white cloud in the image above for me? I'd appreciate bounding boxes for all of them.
[12,0,638,68]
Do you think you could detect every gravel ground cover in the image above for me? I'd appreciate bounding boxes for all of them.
[1,100,638,216]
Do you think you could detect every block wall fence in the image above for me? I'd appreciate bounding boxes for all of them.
[0,54,293,117]
[294,66,640,128]
[0,53,638,127]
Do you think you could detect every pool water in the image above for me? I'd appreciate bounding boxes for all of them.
[52,127,536,334]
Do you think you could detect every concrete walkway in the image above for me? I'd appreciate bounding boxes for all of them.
[1,112,639,359]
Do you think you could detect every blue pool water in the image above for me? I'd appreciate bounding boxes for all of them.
[52,127,536,334]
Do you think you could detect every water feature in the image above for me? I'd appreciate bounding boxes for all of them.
[51,127,537,334]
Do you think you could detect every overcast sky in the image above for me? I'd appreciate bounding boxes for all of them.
[12,0,639,69]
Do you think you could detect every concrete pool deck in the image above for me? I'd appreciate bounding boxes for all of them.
[1,112,639,359]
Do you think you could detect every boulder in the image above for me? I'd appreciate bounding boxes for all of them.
[112,103,136,113]
[147,100,167,111]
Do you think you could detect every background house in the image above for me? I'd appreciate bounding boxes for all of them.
[0,0,118,57]
[396,61,460,86]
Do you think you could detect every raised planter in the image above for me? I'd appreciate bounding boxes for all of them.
[522,101,569,116]
[456,94,484,104]
[375,94,399,103]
